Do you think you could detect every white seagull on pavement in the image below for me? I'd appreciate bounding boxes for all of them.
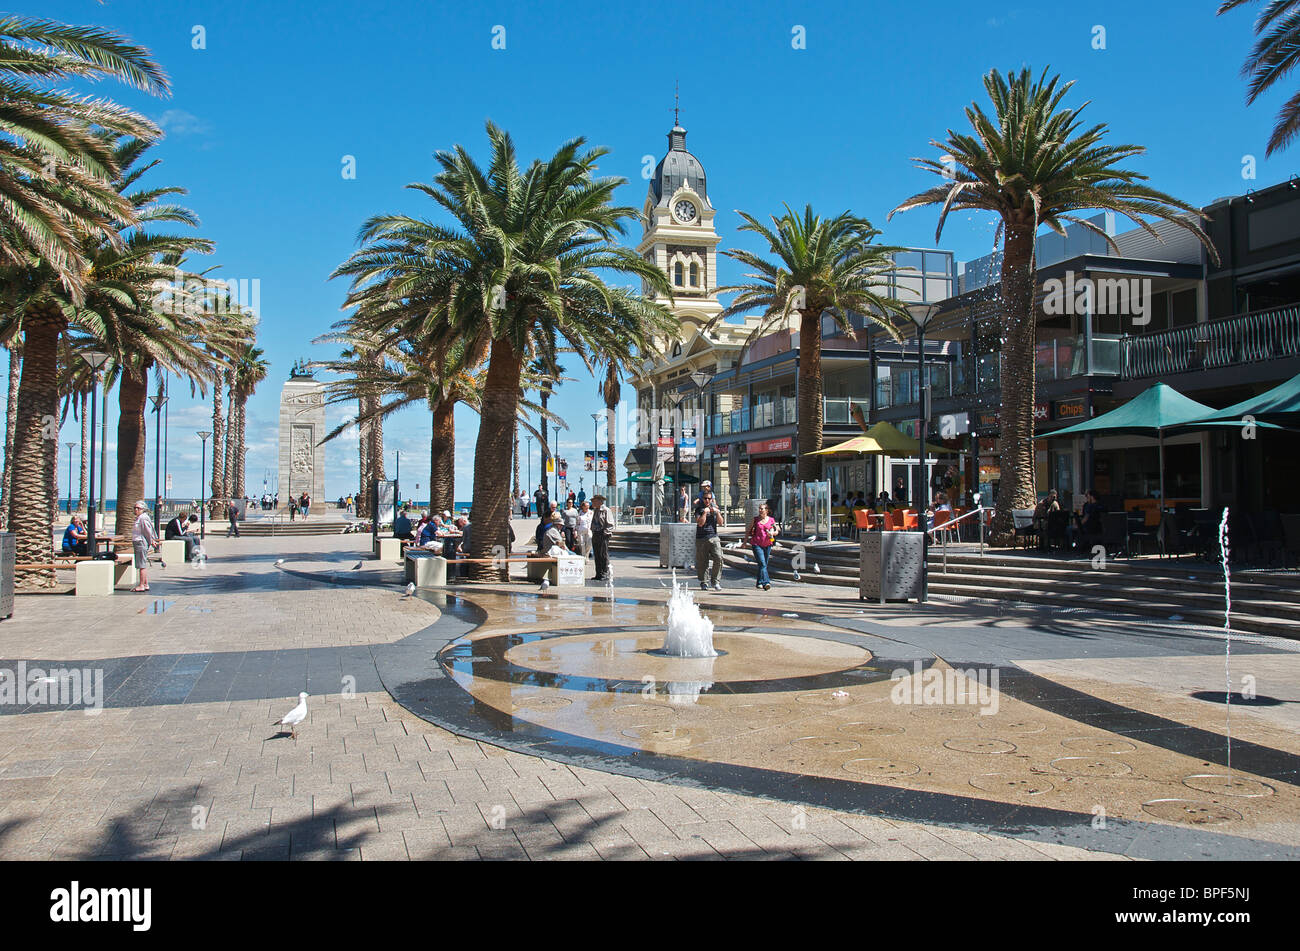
[274,692,308,739]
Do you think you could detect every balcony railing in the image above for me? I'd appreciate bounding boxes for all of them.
[1121,305,1300,380]
[708,397,797,438]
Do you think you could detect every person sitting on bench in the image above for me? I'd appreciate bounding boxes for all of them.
[61,515,88,556]
[165,512,199,561]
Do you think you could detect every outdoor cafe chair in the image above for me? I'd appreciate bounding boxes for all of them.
[1012,509,1038,549]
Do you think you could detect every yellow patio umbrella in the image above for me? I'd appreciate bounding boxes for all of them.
[860,421,949,456]
[806,435,886,455]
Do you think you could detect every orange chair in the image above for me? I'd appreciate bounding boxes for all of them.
[932,509,957,541]
[902,510,919,531]
[853,509,873,533]
[888,510,905,531]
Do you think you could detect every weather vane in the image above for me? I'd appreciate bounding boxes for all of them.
[674,79,679,127]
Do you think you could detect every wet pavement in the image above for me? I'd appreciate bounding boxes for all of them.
[1,533,1296,860]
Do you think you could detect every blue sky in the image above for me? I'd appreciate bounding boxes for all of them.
[24,0,1294,505]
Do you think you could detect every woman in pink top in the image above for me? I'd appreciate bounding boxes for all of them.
[748,501,779,590]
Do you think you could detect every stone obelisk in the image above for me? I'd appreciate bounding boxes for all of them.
[278,360,326,513]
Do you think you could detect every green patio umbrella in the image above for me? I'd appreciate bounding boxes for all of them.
[1184,371,1300,429]
[1053,382,1219,506]
[622,471,655,483]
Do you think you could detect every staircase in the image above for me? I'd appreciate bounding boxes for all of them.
[229,517,354,537]
[608,528,1299,639]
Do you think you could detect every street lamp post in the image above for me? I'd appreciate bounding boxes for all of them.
[662,392,682,520]
[149,389,167,525]
[690,369,713,498]
[525,434,533,503]
[197,431,211,539]
[552,424,561,502]
[80,351,109,554]
[590,412,602,488]
[906,301,942,603]
[64,442,76,514]
[394,449,400,513]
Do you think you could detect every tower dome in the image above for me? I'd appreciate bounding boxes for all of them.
[650,125,710,207]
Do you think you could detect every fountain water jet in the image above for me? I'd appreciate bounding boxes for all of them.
[662,570,717,658]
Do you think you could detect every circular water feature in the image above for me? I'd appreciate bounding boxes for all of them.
[837,722,904,738]
[843,758,921,777]
[512,696,572,711]
[1061,737,1138,754]
[1050,756,1133,777]
[977,718,1045,734]
[909,707,976,721]
[944,737,1016,754]
[1141,799,1243,825]
[1182,774,1275,798]
[790,736,862,754]
[969,773,1056,797]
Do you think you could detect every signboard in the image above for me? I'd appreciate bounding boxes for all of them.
[657,428,675,462]
[1054,398,1087,421]
[679,427,697,463]
[546,457,554,475]
[374,479,396,528]
[746,436,793,455]
[557,458,568,479]
[584,450,609,471]
[976,405,1048,428]
[165,473,173,493]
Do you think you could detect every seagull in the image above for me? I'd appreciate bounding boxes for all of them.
[351,562,363,570]
[814,563,821,573]
[274,692,308,739]
[792,570,802,582]
[540,577,550,593]
[807,535,817,543]
[274,559,284,567]
[403,582,415,597]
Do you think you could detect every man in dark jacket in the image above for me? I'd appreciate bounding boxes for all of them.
[590,494,614,582]
[225,500,241,537]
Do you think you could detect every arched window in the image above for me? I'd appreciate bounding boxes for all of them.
[674,262,684,286]
[690,263,699,287]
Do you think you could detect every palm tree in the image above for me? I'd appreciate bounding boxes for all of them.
[600,362,621,490]
[231,344,267,498]
[713,205,906,483]
[891,68,1215,542]
[0,16,167,295]
[1219,1,1300,155]
[0,340,19,525]
[351,122,676,578]
[210,365,227,507]
[0,22,167,580]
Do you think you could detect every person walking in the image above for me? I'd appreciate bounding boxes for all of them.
[747,501,779,591]
[288,497,297,521]
[533,482,549,523]
[562,497,579,550]
[130,500,159,592]
[226,499,241,537]
[694,485,724,590]
[590,494,613,581]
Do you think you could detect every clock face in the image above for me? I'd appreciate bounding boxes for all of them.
[673,200,697,223]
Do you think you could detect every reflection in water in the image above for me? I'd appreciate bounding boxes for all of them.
[665,655,716,705]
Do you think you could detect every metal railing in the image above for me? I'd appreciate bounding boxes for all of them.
[1121,304,1300,380]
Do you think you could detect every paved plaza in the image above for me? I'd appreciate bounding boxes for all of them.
[0,529,1296,861]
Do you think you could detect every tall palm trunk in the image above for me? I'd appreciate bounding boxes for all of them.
[1,345,19,527]
[430,399,455,513]
[993,223,1039,544]
[234,391,247,498]
[223,372,235,504]
[10,304,65,586]
[357,404,370,519]
[210,373,226,509]
[78,391,88,511]
[470,338,522,580]
[539,387,551,480]
[605,405,618,490]
[795,308,825,483]
[114,366,149,536]
[367,393,385,489]
[512,420,520,500]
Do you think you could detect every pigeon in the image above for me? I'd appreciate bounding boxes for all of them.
[403,582,415,597]
[351,562,363,570]
[274,559,284,567]
[274,692,308,739]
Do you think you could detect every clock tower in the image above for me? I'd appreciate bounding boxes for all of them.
[636,121,723,334]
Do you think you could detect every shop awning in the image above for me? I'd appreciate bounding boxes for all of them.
[1185,371,1300,429]
[806,435,885,455]
[860,421,950,455]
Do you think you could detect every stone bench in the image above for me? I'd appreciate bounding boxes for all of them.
[524,555,586,586]
[405,551,447,588]
[374,537,405,562]
[159,539,189,565]
[74,557,137,596]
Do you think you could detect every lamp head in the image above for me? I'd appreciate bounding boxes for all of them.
[81,350,109,371]
[906,301,942,329]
